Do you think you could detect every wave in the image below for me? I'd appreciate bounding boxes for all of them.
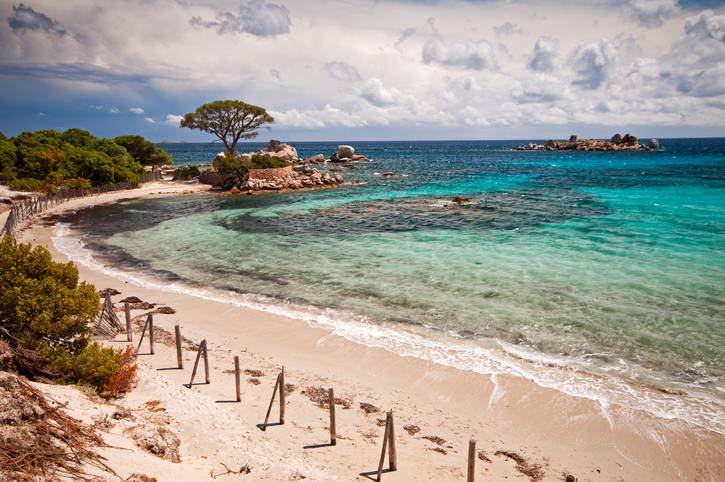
[52,222,725,435]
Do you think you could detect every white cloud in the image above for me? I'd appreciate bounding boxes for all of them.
[568,38,617,90]
[626,0,679,28]
[108,106,120,114]
[395,27,417,48]
[8,4,68,36]
[493,22,521,36]
[511,75,566,103]
[129,107,144,114]
[421,38,497,70]
[143,117,155,124]
[165,114,184,125]
[528,36,559,72]
[190,0,291,38]
[360,78,401,107]
[324,62,361,82]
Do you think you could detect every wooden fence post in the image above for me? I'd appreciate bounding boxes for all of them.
[202,339,210,384]
[125,303,132,342]
[175,325,183,369]
[187,339,206,388]
[136,315,150,353]
[375,411,397,480]
[279,366,285,425]
[388,410,397,471]
[262,373,281,431]
[329,388,337,446]
[149,313,155,355]
[467,439,476,482]
[234,356,241,402]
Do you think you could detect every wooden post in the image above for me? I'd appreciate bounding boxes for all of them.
[125,303,132,342]
[279,366,285,425]
[175,325,183,369]
[148,313,154,355]
[388,410,397,471]
[136,315,150,353]
[329,388,336,446]
[262,373,281,431]
[376,412,391,481]
[202,340,210,384]
[467,439,476,482]
[187,339,206,388]
[234,356,241,402]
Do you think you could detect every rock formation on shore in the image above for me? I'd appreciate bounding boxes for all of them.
[330,145,369,162]
[516,134,660,151]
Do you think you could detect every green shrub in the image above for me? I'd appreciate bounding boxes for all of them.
[172,165,200,181]
[0,237,134,395]
[8,177,44,191]
[250,153,289,169]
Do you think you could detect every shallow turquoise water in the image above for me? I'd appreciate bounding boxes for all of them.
[70,139,725,400]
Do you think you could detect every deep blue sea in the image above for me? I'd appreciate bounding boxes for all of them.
[58,139,725,431]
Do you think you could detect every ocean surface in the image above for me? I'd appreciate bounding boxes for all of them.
[57,139,725,431]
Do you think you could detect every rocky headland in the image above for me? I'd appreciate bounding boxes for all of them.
[516,133,660,151]
[198,140,366,193]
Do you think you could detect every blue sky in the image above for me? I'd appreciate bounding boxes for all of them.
[1,0,724,142]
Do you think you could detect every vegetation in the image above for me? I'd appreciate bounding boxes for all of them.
[250,153,288,169]
[171,165,201,181]
[114,135,172,170]
[180,100,274,156]
[0,128,171,191]
[0,236,135,395]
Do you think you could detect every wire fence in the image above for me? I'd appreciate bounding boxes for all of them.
[0,171,161,239]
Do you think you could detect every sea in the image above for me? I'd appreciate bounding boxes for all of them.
[53,139,725,433]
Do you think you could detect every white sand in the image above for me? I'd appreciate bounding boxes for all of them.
[13,180,725,481]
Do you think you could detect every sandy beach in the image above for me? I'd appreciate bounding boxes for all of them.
[10,181,725,481]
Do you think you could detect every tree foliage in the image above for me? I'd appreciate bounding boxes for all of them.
[114,135,172,169]
[180,100,274,156]
[0,236,134,394]
[1,129,150,190]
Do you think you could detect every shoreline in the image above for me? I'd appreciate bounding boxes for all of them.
[13,180,725,481]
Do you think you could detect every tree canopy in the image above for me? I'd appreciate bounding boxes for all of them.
[180,100,274,156]
[0,236,135,395]
[114,135,172,169]
[0,129,161,191]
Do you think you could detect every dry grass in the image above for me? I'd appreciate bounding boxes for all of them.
[0,371,114,481]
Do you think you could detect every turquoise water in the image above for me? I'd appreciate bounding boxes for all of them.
[69,139,725,403]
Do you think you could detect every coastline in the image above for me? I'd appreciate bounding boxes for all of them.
[13,181,725,481]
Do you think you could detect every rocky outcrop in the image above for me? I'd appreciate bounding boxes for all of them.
[261,139,299,162]
[516,133,659,151]
[330,144,369,162]
[241,165,343,192]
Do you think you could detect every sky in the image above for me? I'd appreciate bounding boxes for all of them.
[0,0,724,142]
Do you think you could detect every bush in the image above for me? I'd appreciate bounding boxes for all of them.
[172,165,200,181]
[250,153,288,169]
[0,237,134,395]
[8,177,44,191]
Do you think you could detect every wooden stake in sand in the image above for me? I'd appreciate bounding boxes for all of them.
[329,388,337,446]
[375,411,397,481]
[262,373,281,431]
[279,366,286,425]
[467,439,476,482]
[175,325,183,369]
[124,303,132,342]
[234,356,241,402]
[136,313,154,354]
[187,339,209,388]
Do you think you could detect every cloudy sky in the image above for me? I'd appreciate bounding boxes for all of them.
[1,0,724,141]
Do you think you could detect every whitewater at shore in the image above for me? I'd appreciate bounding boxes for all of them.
[12,181,725,481]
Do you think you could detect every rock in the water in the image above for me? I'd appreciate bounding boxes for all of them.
[569,134,578,143]
[261,139,299,161]
[337,145,355,158]
[304,154,326,163]
[649,138,660,150]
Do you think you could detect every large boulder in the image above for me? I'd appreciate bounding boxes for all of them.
[199,169,224,187]
[649,138,660,150]
[261,139,298,161]
[337,145,355,158]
